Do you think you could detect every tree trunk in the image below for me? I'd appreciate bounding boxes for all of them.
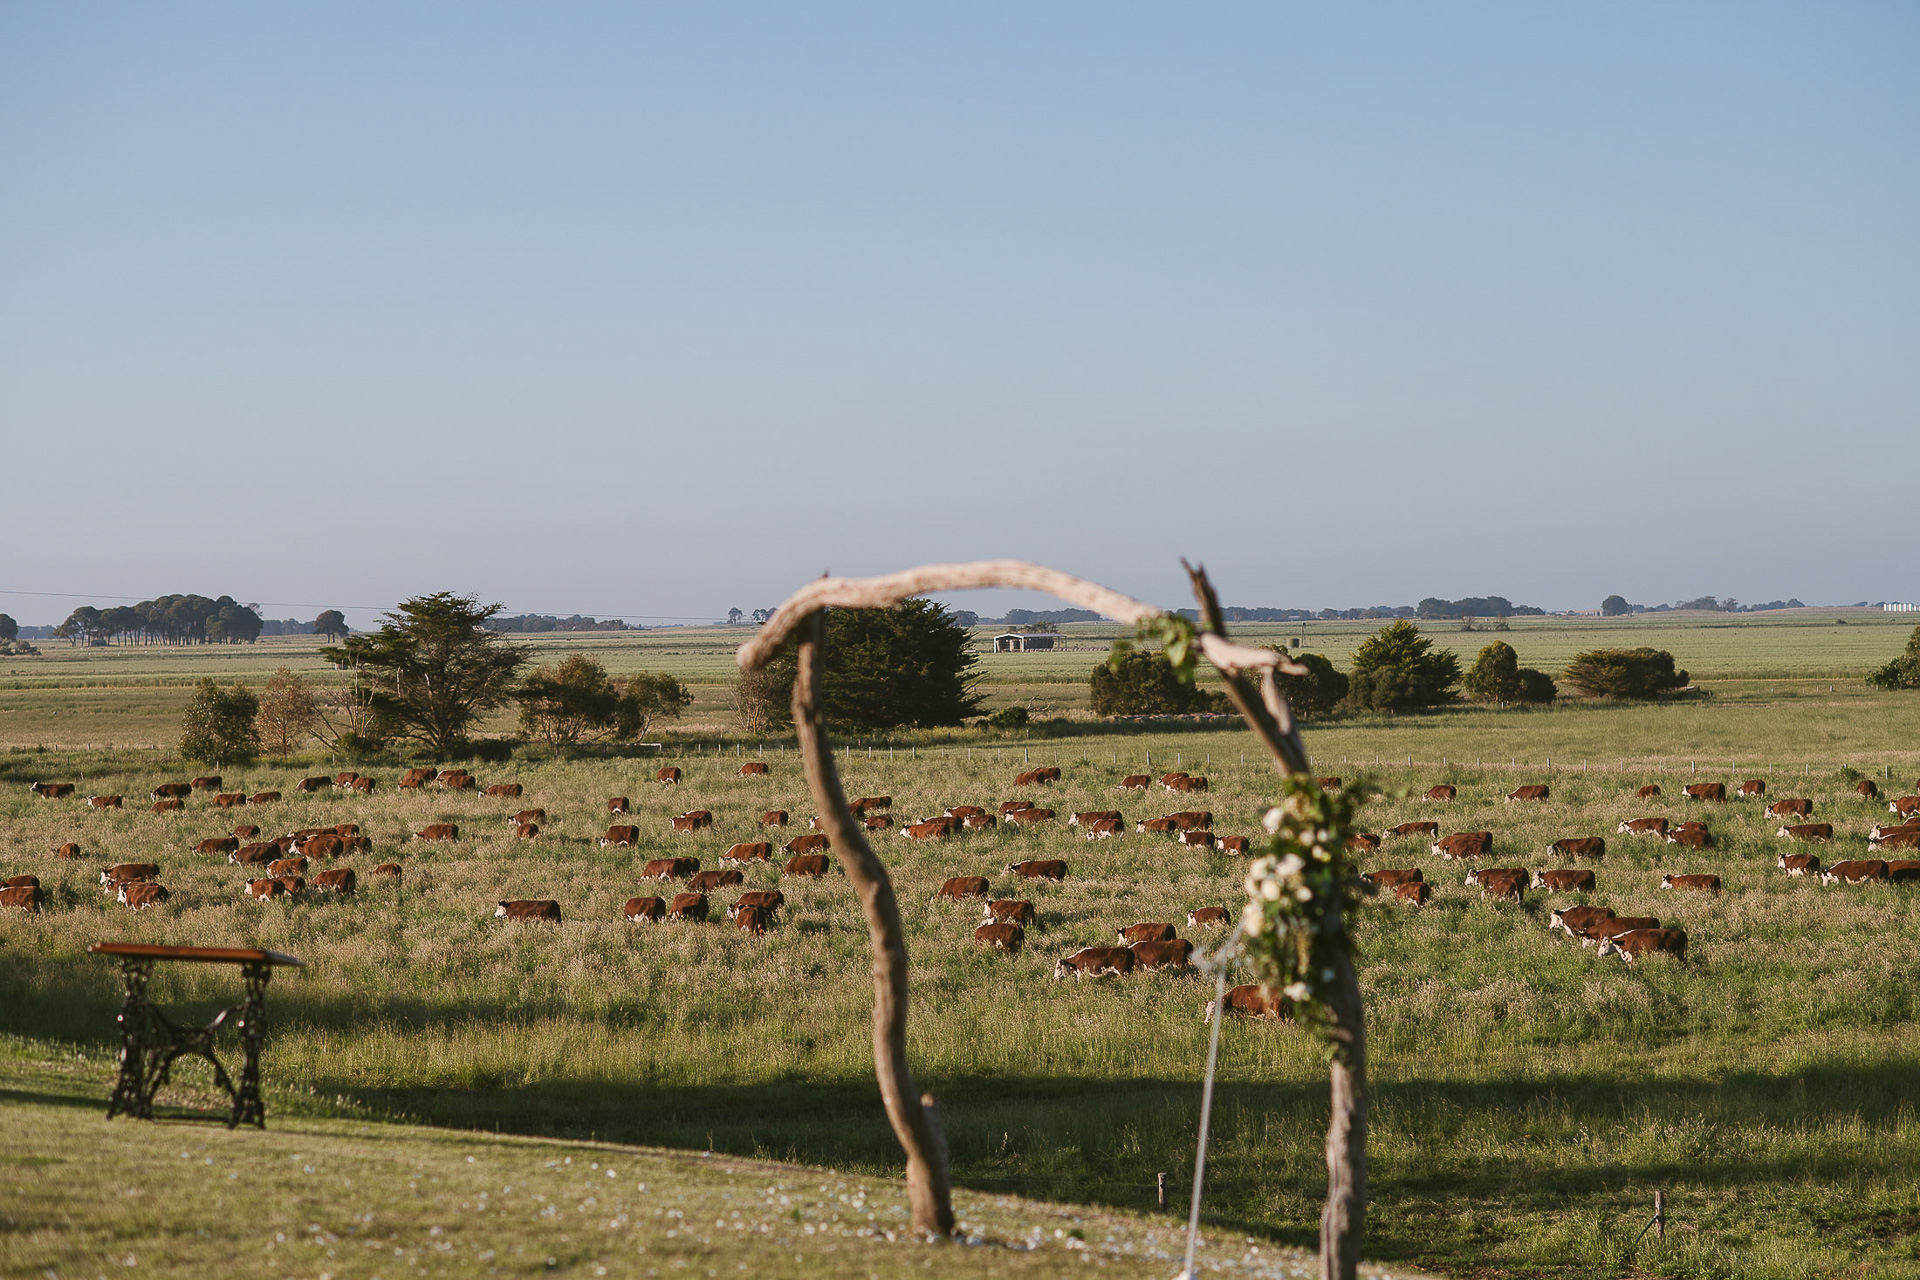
[1318,947,1367,1280]
[790,615,954,1237]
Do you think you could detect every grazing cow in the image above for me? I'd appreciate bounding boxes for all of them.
[1549,904,1615,937]
[1068,810,1120,827]
[274,875,306,895]
[1343,833,1379,853]
[1,884,46,912]
[783,854,831,878]
[333,772,359,787]
[784,833,829,855]
[607,797,630,815]
[1857,780,1880,799]
[342,835,373,854]
[1180,829,1217,850]
[245,879,284,901]
[959,813,995,831]
[623,896,665,923]
[1636,784,1663,799]
[439,772,475,791]
[267,857,308,877]
[510,809,546,827]
[901,817,959,841]
[1776,823,1832,843]
[1618,817,1669,836]
[1118,922,1176,943]
[30,781,76,799]
[1821,859,1889,885]
[1549,837,1607,860]
[1665,827,1713,850]
[851,796,892,815]
[119,882,168,909]
[1160,772,1189,787]
[983,899,1035,925]
[1580,916,1661,947]
[210,792,246,809]
[1464,868,1527,900]
[1053,947,1134,979]
[231,844,277,866]
[688,869,744,893]
[189,776,222,791]
[1682,782,1727,802]
[301,834,343,859]
[1870,827,1920,852]
[514,822,539,840]
[296,776,331,793]
[1424,785,1457,801]
[722,842,773,863]
[486,783,523,799]
[667,892,707,922]
[859,814,893,830]
[414,823,459,842]
[1013,769,1051,788]
[1036,767,1062,783]
[732,904,773,935]
[350,776,376,794]
[150,783,192,801]
[655,767,682,785]
[150,799,186,814]
[1120,775,1152,790]
[1888,860,1920,883]
[1205,985,1292,1021]
[1395,881,1433,906]
[1186,906,1230,928]
[999,800,1036,815]
[1167,775,1209,793]
[230,824,260,839]
[1129,939,1195,971]
[943,806,988,820]
[935,876,990,902]
[1005,807,1056,827]
[761,810,790,827]
[195,836,241,857]
[100,863,159,889]
[729,890,784,918]
[496,899,562,922]
[53,842,80,859]
[398,768,437,789]
[642,858,700,882]
[1006,859,1067,881]
[1778,853,1821,877]
[1737,779,1767,797]
[1363,868,1423,890]
[4,875,39,889]
[1165,811,1212,831]
[1891,796,1920,818]
[1137,817,1178,835]
[974,922,1023,951]
[671,810,714,833]
[1315,777,1344,792]
[249,792,281,806]
[86,794,123,810]
[1767,798,1814,819]
[333,822,360,838]
[1596,928,1688,964]
[314,868,356,894]
[1219,835,1251,855]
[1505,785,1550,803]
[292,826,334,840]
[807,815,826,831]
[1388,822,1440,839]
[372,863,403,880]
[601,825,641,848]
[739,761,770,777]
[1432,832,1494,860]
[1661,873,1722,894]
[1531,869,1596,892]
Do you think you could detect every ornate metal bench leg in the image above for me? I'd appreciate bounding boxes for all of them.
[231,962,271,1129]
[106,959,153,1121]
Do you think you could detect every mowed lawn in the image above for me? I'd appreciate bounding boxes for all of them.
[5,719,1920,1279]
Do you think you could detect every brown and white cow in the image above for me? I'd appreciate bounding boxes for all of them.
[414,823,459,842]
[513,822,540,840]
[508,809,546,827]
[314,867,356,894]
[1180,829,1217,850]
[1129,939,1194,971]
[851,796,892,815]
[349,776,377,795]
[1532,868,1596,892]
[1870,827,1920,852]
[642,857,700,882]
[1857,779,1880,800]
[100,863,159,889]
[655,767,682,785]
[1219,836,1251,855]
[901,817,958,841]
[371,863,403,880]
[1890,796,1920,818]
[301,834,344,860]
[1776,823,1832,843]
[1343,833,1380,853]
[1778,852,1820,877]
[958,813,994,831]
[438,771,475,791]
[211,793,247,810]
[1137,817,1178,835]
[974,922,1023,952]
[733,904,773,935]
[935,876,990,902]
[945,805,988,820]
[729,890,785,919]
[1549,904,1614,937]
[119,882,168,909]
[190,776,222,792]
[1053,946,1133,979]
[496,899,561,922]
[231,843,277,866]
[999,800,1035,815]
[486,782,523,799]
[1821,859,1889,885]
[1665,826,1713,849]
[667,892,707,922]
[1120,775,1153,790]
[1636,784,1663,799]
[1888,860,1920,883]
[1363,868,1423,890]
[1682,782,1727,803]
[1549,837,1607,860]
[1432,831,1493,860]
[1596,928,1687,963]
[1505,785,1549,802]
[1660,872,1721,894]
[1387,822,1440,839]
[983,899,1034,925]
[1118,922,1176,943]
[1167,775,1210,793]
[1423,785,1456,801]
[1579,915,1661,947]
[249,792,281,806]
[0,884,46,913]
[1069,810,1121,828]
[231,824,260,840]
[194,836,241,857]
[86,794,123,810]
[1736,779,1767,797]
[333,822,360,838]
[722,842,773,863]
[1005,807,1056,827]
[738,761,770,777]
[267,856,308,878]
[150,783,193,802]
[783,854,831,878]
[601,825,641,848]
[1766,798,1814,819]
[1618,817,1669,837]
[1403,874,1436,903]
[398,767,437,789]
[1464,868,1527,900]
[760,810,790,827]
[687,869,744,894]
[295,776,331,793]
[605,797,631,815]
[53,842,80,859]
[4,875,39,889]
[1186,906,1230,928]
[623,896,666,923]
[1006,859,1067,881]
[333,772,359,788]
[1205,985,1292,1021]
[1164,811,1213,831]
[784,833,829,855]
[245,878,284,901]
[670,810,713,833]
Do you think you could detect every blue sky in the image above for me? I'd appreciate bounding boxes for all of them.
[2,3,1914,627]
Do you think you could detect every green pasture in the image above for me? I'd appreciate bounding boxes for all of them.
[5,720,1920,1278]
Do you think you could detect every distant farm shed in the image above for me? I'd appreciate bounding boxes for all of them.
[993,633,1061,652]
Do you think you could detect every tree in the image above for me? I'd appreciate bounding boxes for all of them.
[517,655,621,756]
[1462,642,1555,705]
[319,592,527,756]
[731,663,791,734]
[615,671,694,740]
[1600,595,1630,616]
[180,678,260,764]
[750,608,774,625]
[1866,626,1920,690]
[0,613,15,642]
[1343,620,1460,713]
[727,607,745,625]
[1090,649,1230,716]
[313,610,349,641]
[1562,647,1690,698]
[1272,651,1348,720]
[255,668,321,755]
[748,600,982,731]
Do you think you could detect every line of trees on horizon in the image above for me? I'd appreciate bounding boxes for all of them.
[46,597,349,646]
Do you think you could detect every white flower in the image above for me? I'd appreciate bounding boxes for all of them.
[1275,854,1304,880]
[1241,902,1266,934]
[1262,808,1285,834]
[1283,982,1311,1003]
[1284,793,1313,821]
[1260,877,1282,901]
[1294,886,1314,902]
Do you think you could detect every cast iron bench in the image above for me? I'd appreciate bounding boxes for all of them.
[88,943,304,1129]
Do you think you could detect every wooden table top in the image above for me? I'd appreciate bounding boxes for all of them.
[88,943,304,967]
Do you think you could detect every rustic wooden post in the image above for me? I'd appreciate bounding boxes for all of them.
[789,612,954,1238]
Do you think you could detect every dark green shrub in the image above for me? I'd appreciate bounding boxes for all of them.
[1342,621,1459,713]
[1562,647,1690,698]
[987,706,1030,728]
[1273,651,1348,720]
[1865,627,1920,690]
[179,678,260,765]
[1090,650,1229,716]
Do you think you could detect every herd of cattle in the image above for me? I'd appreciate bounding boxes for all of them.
[10,763,1920,1016]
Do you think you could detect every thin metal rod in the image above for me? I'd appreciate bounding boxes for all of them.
[1180,965,1230,1280]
